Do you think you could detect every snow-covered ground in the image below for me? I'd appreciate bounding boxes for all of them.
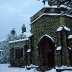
[0,64,35,72]
[0,64,72,72]
[0,64,56,72]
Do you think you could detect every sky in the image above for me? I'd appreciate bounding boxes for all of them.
[0,0,44,41]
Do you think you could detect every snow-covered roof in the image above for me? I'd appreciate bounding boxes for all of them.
[57,25,70,32]
[56,46,62,50]
[31,13,61,24]
[59,5,71,10]
[18,32,32,39]
[31,5,72,24]
[9,38,28,43]
[24,32,32,38]
[38,34,54,43]
[45,5,71,10]
[27,49,31,52]
[31,12,72,24]
[68,35,72,39]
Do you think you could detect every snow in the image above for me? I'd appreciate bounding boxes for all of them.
[47,5,58,8]
[31,12,72,24]
[56,66,72,72]
[56,66,72,69]
[17,32,32,39]
[31,13,61,24]
[0,64,56,72]
[68,35,72,39]
[31,5,72,24]
[7,31,17,41]
[44,3,71,9]
[23,32,32,38]
[57,26,63,31]
[9,38,28,43]
[26,64,38,68]
[57,25,70,31]
[38,34,54,43]
[59,5,71,10]
[63,70,72,72]
[0,50,3,51]
[27,49,31,52]
[1,38,7,42]
[44,1,49,7]
[46,13,61,16]
[46,68,56,72]
[64,26,70,31]
[56,46,62,50]
[47,5,71,9]
[0,64,72,72]
[0,64,35,72]
[9,32,32,44]
[68,47,72,50]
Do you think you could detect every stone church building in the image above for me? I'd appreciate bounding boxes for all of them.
[9,2,72,69]
[30,6,72,68]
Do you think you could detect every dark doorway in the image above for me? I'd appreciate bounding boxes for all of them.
[15,48,23,59]
[38,35,55,68]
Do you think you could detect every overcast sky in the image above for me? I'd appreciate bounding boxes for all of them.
[0,0,44,41]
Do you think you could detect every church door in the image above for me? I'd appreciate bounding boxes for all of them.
[38,35,55,68]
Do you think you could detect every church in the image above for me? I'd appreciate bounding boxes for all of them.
[9,0,72,69]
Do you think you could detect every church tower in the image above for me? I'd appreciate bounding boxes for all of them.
[30,0,72,68]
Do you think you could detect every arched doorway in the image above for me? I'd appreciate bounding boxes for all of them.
[38,35,55,68]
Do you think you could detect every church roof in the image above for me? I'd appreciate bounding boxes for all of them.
[31,13,61,24]
[17,32,32,39]
[9,32,32,44]
[47,5,71,10]
[57,25,70,32]
[31,4,72,24]
[9,38,28,44]
[31,13,72,24]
